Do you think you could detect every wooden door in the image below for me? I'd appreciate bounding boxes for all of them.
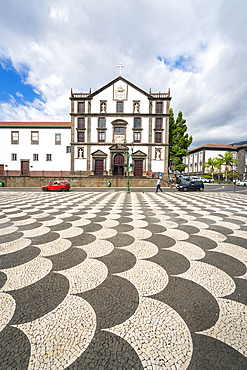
[134,160,143,176]
[0,165,3,175]
[114,154,124,175]
[21,161,29,176]
[95,160,103,175]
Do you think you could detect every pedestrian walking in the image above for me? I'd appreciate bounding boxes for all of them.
[156,178,163,193]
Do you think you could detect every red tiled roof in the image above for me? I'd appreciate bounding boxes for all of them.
[0,122,71,127]
[188,143,239,153]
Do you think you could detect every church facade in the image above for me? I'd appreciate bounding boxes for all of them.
[70,76,171,178]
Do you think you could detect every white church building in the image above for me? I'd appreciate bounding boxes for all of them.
[70,73,171,178]
[0,73,171,179]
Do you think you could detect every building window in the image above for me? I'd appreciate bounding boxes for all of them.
[117,101,123,113]
[78,102,85,113]
[31,131,39,144]
[78,132,84,142]
[134,132,141,143]
[155,118,162,129]
[55,133,61,145]
[78,118,85,129]
[46,154,52,161]
[11,131,19,144]
[156,102,163,113]
[98,132,105,142]
[12,153,17,161]
[33,154,39,161]
[134,118,141,129]
[99,117,106,128]
[66,146,71,153]
[155,132,162,143]
[114,127,124,133]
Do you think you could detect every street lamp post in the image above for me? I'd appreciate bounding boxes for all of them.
[123,142,134,194]
[233,151,236,193]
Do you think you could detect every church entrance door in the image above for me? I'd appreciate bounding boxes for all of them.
[95,160,104,175]
[113,154,124,175]
[134,160,143,176]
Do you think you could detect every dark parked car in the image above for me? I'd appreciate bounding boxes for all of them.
[178,180,204,191]
[41,181,70,192]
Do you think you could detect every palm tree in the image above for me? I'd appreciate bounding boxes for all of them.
[203,157,218,177]
[217,152,234,182]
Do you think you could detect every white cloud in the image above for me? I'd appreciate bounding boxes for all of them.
[0,0,247,148]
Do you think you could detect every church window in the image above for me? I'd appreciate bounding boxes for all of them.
[66,146,71,153]
[114,127,124,133]
[78,118,85,129]
[78,132,84,142]
[99,118,105,128]
[11,131,19,144]
[98,132,105,142]
[46,154,52,161]
[134,118,141,129]
[156,102,163,114]
[134,132,141,143]
[12,153,17,161]
[155,118,162,130]
[117,101,123,113]
[55,133,61,145]
[155,132,162,143]
[78,102,85,113]
[33,154,39,161]
[31,131,39,144]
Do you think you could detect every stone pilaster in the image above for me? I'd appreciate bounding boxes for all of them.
[148,100,152,172]
[70,100,75,174]
[87,100,91,173]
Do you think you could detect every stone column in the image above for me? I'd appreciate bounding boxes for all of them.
[87,100,91,174]
[148,100,152,172]
[70,100,75,174]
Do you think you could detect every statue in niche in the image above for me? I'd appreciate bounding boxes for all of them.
[134,102,139,113]
[101,102,106,113]
[78,148,83,158]
[155,148,161,160]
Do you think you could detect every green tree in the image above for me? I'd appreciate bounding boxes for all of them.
[203,157,218,177]
[169,109,193,173]
[217,151,235,182]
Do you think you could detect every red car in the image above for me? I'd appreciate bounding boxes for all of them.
[41,181,70,192]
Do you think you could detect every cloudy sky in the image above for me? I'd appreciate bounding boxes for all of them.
[0,0,246,148]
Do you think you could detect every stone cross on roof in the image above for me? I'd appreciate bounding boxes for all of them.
[117,63,124,76]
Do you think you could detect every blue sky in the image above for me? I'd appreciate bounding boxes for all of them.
[0,0,247,147]
[0,61,41,105]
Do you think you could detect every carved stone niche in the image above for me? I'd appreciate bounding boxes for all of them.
[133,101,140,113]
[155,148,161,160]
[100,101,107,113]
[78,147,84,158]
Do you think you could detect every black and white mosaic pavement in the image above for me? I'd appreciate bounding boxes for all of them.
[0,191,247,369]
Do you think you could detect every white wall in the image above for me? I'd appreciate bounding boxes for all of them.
[0,127,71,171]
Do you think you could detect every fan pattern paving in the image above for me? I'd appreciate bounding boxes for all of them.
[0,191,247,369]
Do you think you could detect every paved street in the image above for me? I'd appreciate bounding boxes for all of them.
[0,191,247,369]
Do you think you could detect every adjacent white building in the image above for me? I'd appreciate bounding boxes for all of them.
[0,122,71,176]
[183,143,238,176]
